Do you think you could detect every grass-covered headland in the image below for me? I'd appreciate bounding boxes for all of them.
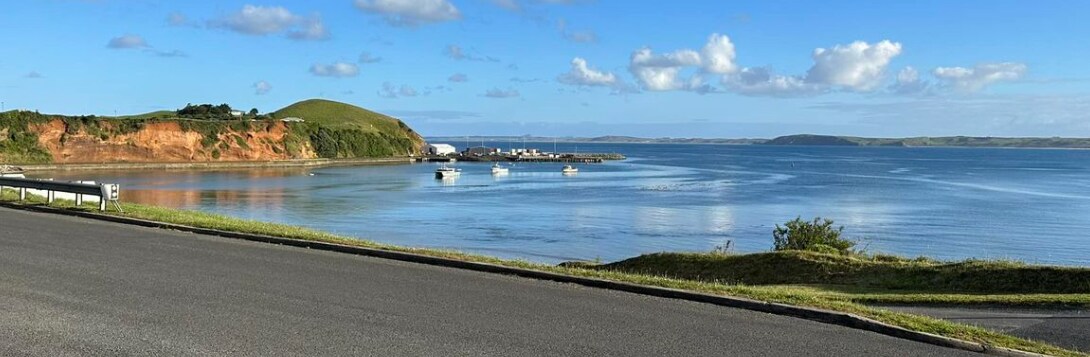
[0,191,1085,356]
[0,99,424,164]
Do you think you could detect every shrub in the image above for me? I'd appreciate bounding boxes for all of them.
[772,217,855,255]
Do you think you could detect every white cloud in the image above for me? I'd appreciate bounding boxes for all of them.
[359,52,383,63]
[106,34,148,49]
[448,73,468,82]
[626,34,739,92]
[557,57,617,87]
[889,66,928,94]
[484,88,520,98]
[723,67,820,97]
[310,62,360,78]
[701,33,738,75]
[932,62,1027,92]
[217,5,298,35]
[354,0,461,26]
[628,48,702,91]
[253,80,272,95]
[24,71,43,79]
[212,5,329,41]
[805,40,902,91]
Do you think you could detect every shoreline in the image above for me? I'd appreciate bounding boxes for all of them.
[14,157,414,172]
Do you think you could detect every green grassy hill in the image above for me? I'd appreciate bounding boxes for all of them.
[272,99,424,158]
[274,99,406,133]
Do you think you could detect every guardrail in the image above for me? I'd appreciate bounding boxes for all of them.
[0,177,120,211]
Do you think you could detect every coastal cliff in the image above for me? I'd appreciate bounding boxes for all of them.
[0,99,424,164]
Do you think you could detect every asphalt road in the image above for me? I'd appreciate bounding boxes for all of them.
[0,207,975,356]
[883,306,1089,352]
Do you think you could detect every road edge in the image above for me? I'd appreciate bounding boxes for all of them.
[0,202,1051,357]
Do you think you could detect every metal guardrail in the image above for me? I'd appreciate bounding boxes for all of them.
[0,177,120,211]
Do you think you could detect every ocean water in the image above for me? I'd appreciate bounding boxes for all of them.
[37,143,1090,266]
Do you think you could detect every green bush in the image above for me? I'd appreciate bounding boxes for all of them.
[773,217,856,255]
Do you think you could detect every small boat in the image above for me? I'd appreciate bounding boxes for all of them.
[491,163,509,175]
[561,165,579,175]
[435,164,461,179]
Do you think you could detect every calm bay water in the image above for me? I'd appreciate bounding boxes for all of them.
[38,143,1090,266]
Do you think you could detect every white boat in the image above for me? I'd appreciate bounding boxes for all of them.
[491,163,509,175]
[561,165,579,175]
[435,164,461,179]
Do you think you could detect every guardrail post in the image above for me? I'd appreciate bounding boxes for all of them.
[99,197,107,211]
[47,190,55,204]
[75,194,83,206]
[19,187,26,201]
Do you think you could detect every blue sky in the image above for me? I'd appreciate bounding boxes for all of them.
[2,0,1089,138]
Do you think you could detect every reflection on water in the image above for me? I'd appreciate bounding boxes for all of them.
[34,143,1090,266]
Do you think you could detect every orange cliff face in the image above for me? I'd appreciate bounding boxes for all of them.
[31,119,318,163]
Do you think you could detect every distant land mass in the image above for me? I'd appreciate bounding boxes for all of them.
[427,134,1090,149]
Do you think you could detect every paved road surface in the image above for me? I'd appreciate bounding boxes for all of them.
[883,306,1089,352]
[0,207,974,356]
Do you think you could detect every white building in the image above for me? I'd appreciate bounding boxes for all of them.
[280,117,305,123]
[425,143,457,156]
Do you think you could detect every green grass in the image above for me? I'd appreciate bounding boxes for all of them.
[0,189,1084,356]
[599,251,1090,294]
[273,98,411,134]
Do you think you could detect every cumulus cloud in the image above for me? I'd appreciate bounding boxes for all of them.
[358,52,383,64]
[888,66,929,95]
[354,0,461,26]
[625,34,738,92]
[24,71,43,79]
[379,82,419,98]
[310,62,360,78]
[932,62,1027,92]
[628,47,701,91]
[804,40,902,91]
[253,80,272,95]
[212,5,329,41]
[448,73,468,82]
[107,34,149,49]
[557,57,617,87]
[484,88,520,98]
[701,33,738,75]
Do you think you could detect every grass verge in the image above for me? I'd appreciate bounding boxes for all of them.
[0,188,1084,356]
